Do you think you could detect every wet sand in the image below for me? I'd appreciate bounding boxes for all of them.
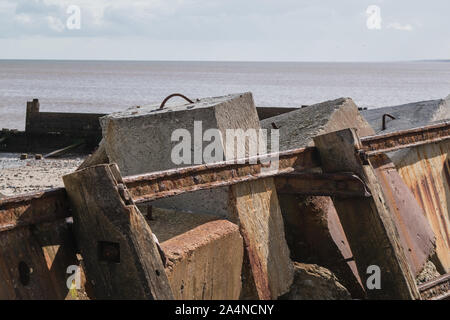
[0,153,84,197]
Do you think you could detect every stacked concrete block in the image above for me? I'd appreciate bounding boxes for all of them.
[100,93,294,299]
[100,93,260,216]
[261,97,436,297]
[160,219,244,300]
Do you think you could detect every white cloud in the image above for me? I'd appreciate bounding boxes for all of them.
[0,0,449,61]
[387,22,414,31]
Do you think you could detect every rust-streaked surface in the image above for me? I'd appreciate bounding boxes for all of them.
[279,194,365,298]
[275,172,370,197]
[419,272,450,300]
[362,121,450,156]
[0,188,69,232]
[0,218,85,299]
[0,121,448,299]
[371,154,436,276]
[2,120,447,227]
[396,140,450,272]
[125,147,320,203]
[0,189,87,300]
[161,219,243,300]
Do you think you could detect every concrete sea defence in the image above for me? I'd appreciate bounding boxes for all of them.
[0,93,448,300]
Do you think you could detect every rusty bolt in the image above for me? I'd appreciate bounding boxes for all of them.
[98,241,120,263]
[357,149,369,165]
[117,184,129,201]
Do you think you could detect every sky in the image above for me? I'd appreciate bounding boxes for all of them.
[0,0,449,61]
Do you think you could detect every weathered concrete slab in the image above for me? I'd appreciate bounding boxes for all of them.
[361,96,450,134]
[160,219,243,300]
[100,93,260,216]
[100,93,293,299]
[262,97,435,296]
[229,177,294,300]
[141,206,220,243]
[261,98,373,297]
[261,98,375,150]
[100,93,260,174]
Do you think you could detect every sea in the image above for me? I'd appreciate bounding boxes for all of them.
[0,60,449,130]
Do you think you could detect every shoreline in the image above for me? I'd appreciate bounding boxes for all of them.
[0,153,84,196]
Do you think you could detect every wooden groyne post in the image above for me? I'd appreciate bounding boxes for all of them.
[314,128,420,300]
[25,99,40,132]
[63,164,173,300]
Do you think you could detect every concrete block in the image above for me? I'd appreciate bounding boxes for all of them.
[100,93,260,175]
[160,219,244,300]
[262,98,373,298]
[263,97,436,295]
[229,177,294,300]
[100,93,259,216]
[361,96,450,134]
[261,97,375,150]
[102,93,293,299]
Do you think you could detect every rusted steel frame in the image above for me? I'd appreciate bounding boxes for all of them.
[0,188,69,232]
[125,147,320,203]
[361,121,450,156]
[0,148,319,232]
[418,273,450,300]
[4,120,447,230]
[275,172,371,197]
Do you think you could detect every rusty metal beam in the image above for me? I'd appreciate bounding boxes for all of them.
[0,188,69,232]
[275,172,371,197]
[419,273,450,300]
[0,148,319,232]
[1,121,448,232]
[125,147,320,203]
[361,121,450,156]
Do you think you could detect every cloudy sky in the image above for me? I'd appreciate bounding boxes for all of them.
[0,0,449,61]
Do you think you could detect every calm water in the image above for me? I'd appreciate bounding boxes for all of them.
[0,60,449,130]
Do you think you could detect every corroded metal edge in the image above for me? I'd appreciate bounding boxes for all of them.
[275,172,371,197]
[419,273,450,300]
[0,188,69,231]
[2,120,449,231]
[124,147,320,203]
[362,121,450,156]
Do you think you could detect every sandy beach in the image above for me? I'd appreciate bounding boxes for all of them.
[0,153,84,197]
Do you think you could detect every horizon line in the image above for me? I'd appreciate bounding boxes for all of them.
[0,58,449,63]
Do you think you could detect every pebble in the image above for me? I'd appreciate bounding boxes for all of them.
[0,155,84,196]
